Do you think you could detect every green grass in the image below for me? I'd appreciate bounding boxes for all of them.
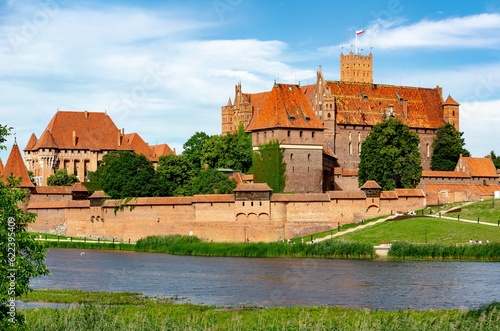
[444,199,500,225]
[135,235,374,259]
[19,289,165,305]
[388,242,500,261]
[335,217,500,246]
[43,241,135,250]
[17,290,500,331]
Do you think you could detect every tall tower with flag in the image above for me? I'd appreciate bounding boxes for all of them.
[340,29,373,84]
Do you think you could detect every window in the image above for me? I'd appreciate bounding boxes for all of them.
[312,132,315,138]
[287,131,291,137]
[300,131,303,138]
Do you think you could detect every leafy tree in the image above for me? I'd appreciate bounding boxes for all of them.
[431,123,470,171]
[155,154,195,196]
[488,151,500,169]
[182,131,210,171]
[47,169,79,186]
[200,126,252,173]
[97,151,157,199]
[0,126,49,329]
[189,168,237,195]
[252,139,286,193]
[358,119,422,190]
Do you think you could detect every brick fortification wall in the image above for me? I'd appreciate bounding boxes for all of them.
[27,189,425,243]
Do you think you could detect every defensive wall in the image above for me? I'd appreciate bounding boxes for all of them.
[26,184,425,243]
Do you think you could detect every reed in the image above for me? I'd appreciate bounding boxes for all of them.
[22,300,500,331]
[388,242,500,260]
[44,241,135,251]
[135,235,374,258]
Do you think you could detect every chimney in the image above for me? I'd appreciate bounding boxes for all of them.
[403,100,408,120]
[117,130,121,147]
[85,110,88,119]
[72,131,76,147]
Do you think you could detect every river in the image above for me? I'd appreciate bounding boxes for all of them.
[30,248,500,310]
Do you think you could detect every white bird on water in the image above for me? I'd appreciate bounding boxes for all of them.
[80,252,85,256]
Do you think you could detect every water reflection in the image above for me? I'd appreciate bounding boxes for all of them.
[31,249,500,310]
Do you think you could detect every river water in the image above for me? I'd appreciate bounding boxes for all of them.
[30,248,500,310]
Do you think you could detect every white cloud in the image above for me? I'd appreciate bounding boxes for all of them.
[461,99,500,157]
[320,13,500,53]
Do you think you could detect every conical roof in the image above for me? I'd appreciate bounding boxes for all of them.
[2,141,35,188]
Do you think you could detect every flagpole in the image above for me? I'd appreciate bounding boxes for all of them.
[355,31,358,54]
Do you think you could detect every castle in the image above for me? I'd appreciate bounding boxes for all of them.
[23,111,174,186]
[222,52,461,191]
[0,52,498,243]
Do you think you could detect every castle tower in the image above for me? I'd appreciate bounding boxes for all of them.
[442,95,460,131]
[246,83,326,193]
[340,52,373,83]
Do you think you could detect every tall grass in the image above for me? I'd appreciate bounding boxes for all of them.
[22,301,500,331]
[45,241,135,251]
[388,242,500,261]
[135,235,374,259]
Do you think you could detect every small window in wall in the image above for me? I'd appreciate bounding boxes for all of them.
[308,153,311,160]
[242,202,245,206]
[312,132,315,138]
[300,131,303,138]
[426,143,430,158]
[290,153,294,160]
[287,131,291,137]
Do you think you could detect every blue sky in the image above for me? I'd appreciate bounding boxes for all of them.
[1,0,499,162]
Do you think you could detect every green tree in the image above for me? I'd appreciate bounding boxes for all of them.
[182,131,210,171]
[488,151,500,169]
[359,119,422,190]
[155,154,195,196]
[97,151,156,199]
[431,123,470,171]
[0,125,49,329]
[252,139,286,193]
[200,126,252,173]
[47,169,79,186]
[189,168,237,195]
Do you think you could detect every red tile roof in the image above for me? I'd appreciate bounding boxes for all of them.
[0,158,3,174]
[326,81,446,129]
[151,144,174,158]
[193,194,235,203]
[395,189,425,197]
[102,197,194,207]
[246,84,324,131]
[458,156,498,177]
[27,111,134,152]
[380,191,398,199]
[271,193,330,202]
[421,170,470,178]
[71,182,88,192]
[360,180,381,189]
[2,142,34,188]
[24,133,37,150]
[443,95,459,106]
[234,183,272,192]
[423,184,500,195]
[35,186,73,194]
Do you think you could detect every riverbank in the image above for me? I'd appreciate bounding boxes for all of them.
[18,290,500,331]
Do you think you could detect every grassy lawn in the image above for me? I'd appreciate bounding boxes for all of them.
[335,217,500,246]
[443,199,500,225]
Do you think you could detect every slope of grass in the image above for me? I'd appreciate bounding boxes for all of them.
[444,199,500,225]
[335,217,500,246]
